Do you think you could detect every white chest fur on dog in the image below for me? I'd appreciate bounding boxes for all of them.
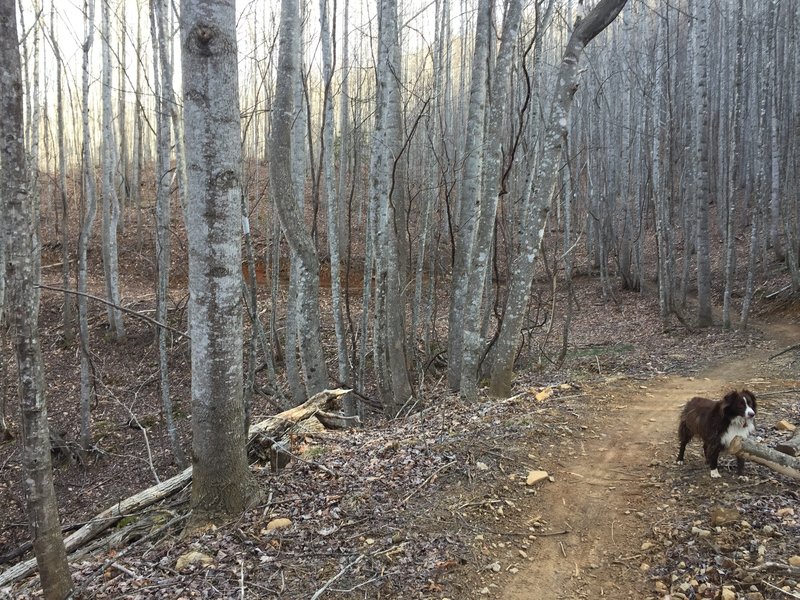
[721,416,756,449]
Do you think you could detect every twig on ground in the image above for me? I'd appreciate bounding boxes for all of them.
[309,554,365,600]
[401,461,455,505]
[74,511,190,596]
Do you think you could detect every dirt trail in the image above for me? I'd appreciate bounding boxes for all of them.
[500,323,795,599]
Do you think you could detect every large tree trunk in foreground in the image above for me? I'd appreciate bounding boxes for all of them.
[181,0,260,526]
[488,0,629,398]
[0,2,73,596]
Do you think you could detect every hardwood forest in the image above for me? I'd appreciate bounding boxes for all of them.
[1,0,799,598]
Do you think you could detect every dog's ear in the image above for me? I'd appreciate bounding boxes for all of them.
[721,391,739,407]
[741,389,756,410]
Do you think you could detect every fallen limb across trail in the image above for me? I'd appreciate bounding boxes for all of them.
[728,436,800,480]
[0,388,352,589]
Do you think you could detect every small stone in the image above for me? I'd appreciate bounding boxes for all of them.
[654,581,668,593]
[640,562,650,571]
[526,470,549,486]
[721,586,736,600]
[776,420,796,431]
[777,508,795,518]
[744,593,764,600]
[691,526,711,537]
[476,461,489,471]
[479,587,490,595]
[176,551,213,571]
[487,561,501,572]
[266,517,292,531]
[518,550,528,559]
[788,556,800,567]
[711,506,740,526]
[641,541,654,551]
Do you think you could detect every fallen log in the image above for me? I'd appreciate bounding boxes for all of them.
[0,466,193,588]
[728,436,800,480]
[0,388,351,590]
[247,388,352,461]
[775,429,800,457]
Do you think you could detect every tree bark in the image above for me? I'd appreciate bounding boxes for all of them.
[0,1,73,595]
[447,0,491,391]
[728,436,800,480]
[151,0,185,468]
[78,0,98,451]
[101,0,125,340]
[181,0,261,525]
[489,0,628,398]
[271,0,328,399]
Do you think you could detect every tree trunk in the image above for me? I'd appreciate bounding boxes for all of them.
[319,0,348,385]
[50,3,74,346]
[0,1,73,595]
[271,0,328,399]
[447,0,491,391]
[78,0,98,451]
[181,0,261,525]
[459,0,525,400]
[101,0,125,340]
[151,0,185,468]
[489,0,628,397]
[694,0,713,327]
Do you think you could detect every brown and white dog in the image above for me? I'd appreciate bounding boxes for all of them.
[676,390,757,478]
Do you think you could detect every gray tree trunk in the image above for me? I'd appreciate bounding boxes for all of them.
[271,0,328,400]
[447,0,491,391]
[488,0,629,397]
[51,3,74,346]
[319,0,348,385]
[101,0,125,340]
[0,1,73,594]
[181,0,260,525]
[459,0,524,401]
[78,0,98,451]
[370,0,414,415]
[693,0,713,327]
[151,0,185,468]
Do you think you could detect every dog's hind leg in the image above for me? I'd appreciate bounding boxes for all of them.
[677,421,692,465]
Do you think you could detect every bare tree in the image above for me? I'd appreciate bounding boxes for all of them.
[489,0,629,397]
[271,0,328,399]
[78,0,98,451]
[151,0,185,467]
[0,0,73,594]
[101,0,125,339]
[446,0,491,391]
[693,0,713,327]
[459,0,524,400]
[181,0,261,524]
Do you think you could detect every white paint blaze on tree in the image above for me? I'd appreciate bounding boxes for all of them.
[181,0,260,524]
[0,0,73,595]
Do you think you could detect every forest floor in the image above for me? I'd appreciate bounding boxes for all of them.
[1,234,800,599]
